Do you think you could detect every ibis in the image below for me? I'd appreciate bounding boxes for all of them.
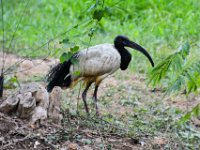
[46,35,154,115]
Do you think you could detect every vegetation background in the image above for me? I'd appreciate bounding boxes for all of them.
[1,0,200,149]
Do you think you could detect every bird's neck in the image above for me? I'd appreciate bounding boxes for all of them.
[114,45,132,70]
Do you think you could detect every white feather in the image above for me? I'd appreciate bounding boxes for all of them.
[70,44,121,83]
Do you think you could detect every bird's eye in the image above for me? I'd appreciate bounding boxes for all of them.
[122,41,127,45]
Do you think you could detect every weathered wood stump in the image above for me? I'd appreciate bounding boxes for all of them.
[0,82,63,126]
[17,92,36,119]
[48,86,63,125]
[0,94,20,114]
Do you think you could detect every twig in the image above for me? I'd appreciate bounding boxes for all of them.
[77,82,82,114]
[1,0,4,75]
[1,133,32,149]
[5,0,31,59]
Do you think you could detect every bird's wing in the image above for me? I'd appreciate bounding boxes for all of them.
[70,44,121,77]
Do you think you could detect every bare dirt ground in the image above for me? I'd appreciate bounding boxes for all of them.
[0,53,200,149]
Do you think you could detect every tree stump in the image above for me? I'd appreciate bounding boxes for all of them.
[0,94,20,114]
[48,86,63,125]
[0,82,63,126]
[17,92,36,119]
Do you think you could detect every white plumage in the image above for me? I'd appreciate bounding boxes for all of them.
[70,44,121,86]
[46,35,154,115]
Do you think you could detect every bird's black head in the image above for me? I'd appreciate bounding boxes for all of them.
[114,35,130,47]
[114,35,154,67]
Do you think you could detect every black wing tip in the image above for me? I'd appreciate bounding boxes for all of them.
[46,60,72,93]
[46,85,53,93]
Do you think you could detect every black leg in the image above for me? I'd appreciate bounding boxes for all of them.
[82,82,92,115]
[93,85,99,116]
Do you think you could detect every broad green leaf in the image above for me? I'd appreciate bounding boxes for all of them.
[70,45,79,53]
[93,9,104,21]
[60,52,73,63]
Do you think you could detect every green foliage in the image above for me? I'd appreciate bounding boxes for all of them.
[148,42,190,85]
[4,75,20,89]
[59,52,72,63]
[1,0,200,62]
[59,38,79,63]
[149,42,200,95]
[148,41,200,125]
[179,104,200,124]
[93,9,104,21]
[167,60,200,94]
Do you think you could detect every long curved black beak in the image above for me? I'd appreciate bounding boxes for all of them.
[124,40,154,67]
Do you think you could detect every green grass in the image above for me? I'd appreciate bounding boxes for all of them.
[1,0,200,63]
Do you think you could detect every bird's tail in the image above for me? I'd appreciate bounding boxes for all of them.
[46,60,72,92]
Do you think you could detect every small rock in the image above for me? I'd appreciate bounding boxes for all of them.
[140,141,145,147]
[34,141,40,149]
[68,143,78,150]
